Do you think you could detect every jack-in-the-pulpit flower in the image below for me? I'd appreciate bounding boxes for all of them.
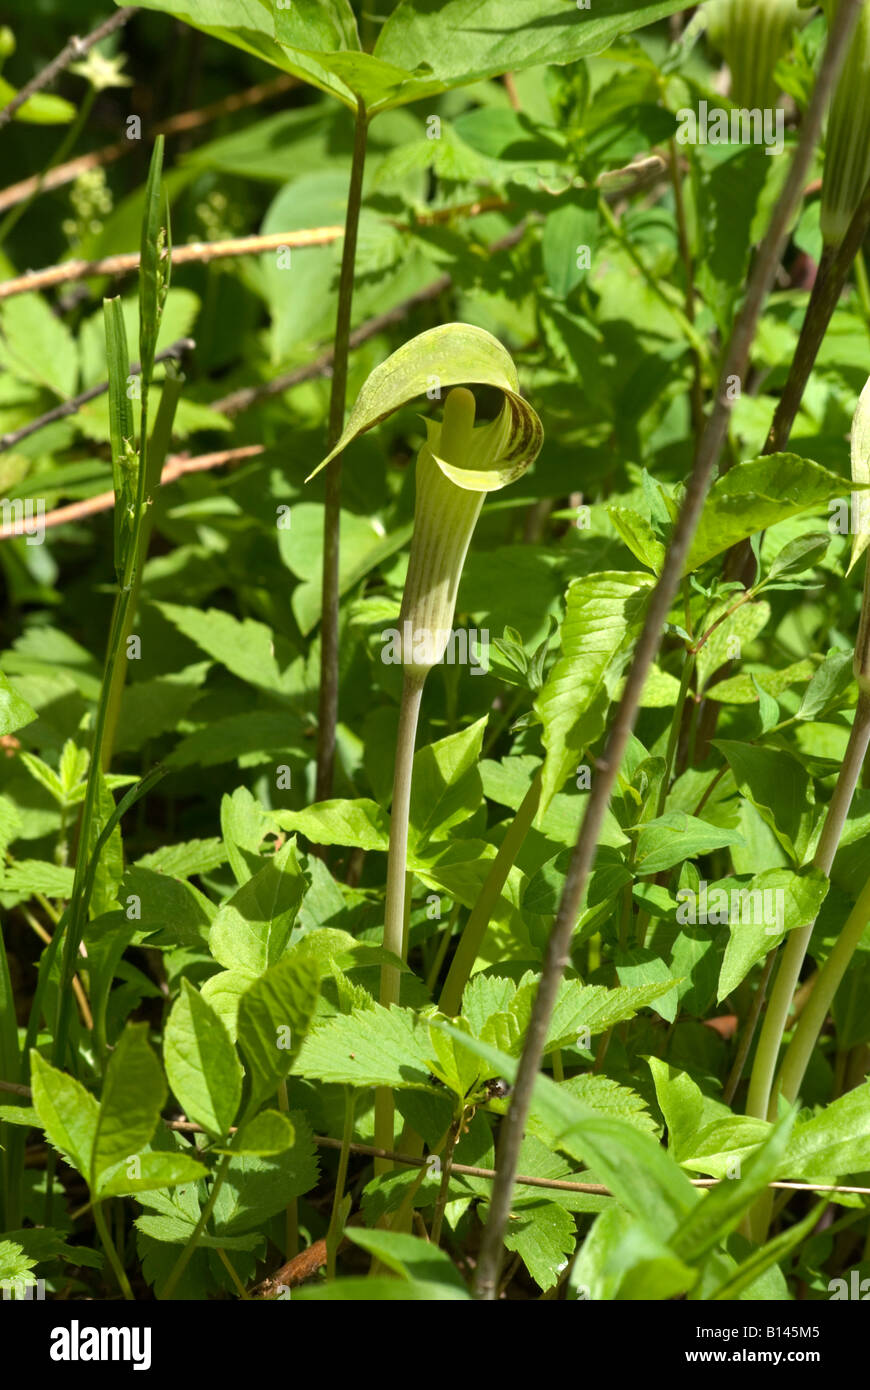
[310,323,542,1160]
[704,0,804,109]
[820,0,870,246]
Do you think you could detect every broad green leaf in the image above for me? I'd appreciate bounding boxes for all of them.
[608,506,666,574]
[795,649,855,721]
[535,572,654,807]
[408,716,487,850]
[706,657,816,706]
[0,673,36,739]
[670,1113,796,1265]
[311,323,542,489]
[155,602,296,697]
[164,980,242,1137]
[346,1229,467,1289]
[503,1201,577,1291]
[275,800,390,852]
[236,955,320,1111]
[29,1052,99,1177]
[96,1150,207,1198]
[294,1277,470,1300]
[220,786,274,885]
[435,1025,700,1235]
[123,864,214,948]
[542,192,599,298]
[216,1111,319,1233]
[714,740,815,862]
[224,1110,295,1156]
[710,1201,824,1300]
[849,374,870,572]
[571,1205,696,1301]
[128,0,364,108]
[687,454,861,573]
[0,78,75,124]
[135,1212,264,1252]
[297,1003,438,1091]
[717,869,829,998]
[783,1079,870,1181]
[630,812,745,874]
[508,974,679,1053]
[92,1024,166,1188]
[375,0,694,95]
[209,840,306,976]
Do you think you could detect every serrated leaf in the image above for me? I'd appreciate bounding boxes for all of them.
[236,955,320,1112]
[535,572,653,808]
[29,1052,98,1178]
[297,1003,437,1090]
[92,1024,166,1188]
[164,980,242,1137]
[209,839,306,975]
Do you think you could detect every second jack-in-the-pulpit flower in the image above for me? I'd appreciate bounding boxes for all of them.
[310,323,542,1158]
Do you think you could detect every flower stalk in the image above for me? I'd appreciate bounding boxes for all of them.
[310,324,542,1163]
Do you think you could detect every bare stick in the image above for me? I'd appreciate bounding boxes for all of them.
[315,104,369,802]
[0,8,138,132]
[0,337,194,453]
[471,0,865,1302]
[0,444,263,540]
[0,74,295,214]
[0,226,342,302]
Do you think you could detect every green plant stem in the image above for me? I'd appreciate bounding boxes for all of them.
[438,768,542,1018]
[471,1,862,1298]
[430,1117,461,1247]
[375,672,425,1167]
[316,101,369,802]
[53,585,134,1069]
[668,137,704,448]
[746,689,870,1126]
[326,1089,356,1277]
[659,650,695,817]
[93,1198,134,1301]
[216,1247,249,1299]
[276,1079,297,1259]
[163,1153,231,1300]
[723,948,777,1107]
[776,871,870,1106]
[425,901,459,992]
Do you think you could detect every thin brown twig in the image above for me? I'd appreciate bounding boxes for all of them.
[0,337,194,454]
[0,74,296,214]
[162,1121,870,1198]
[0,444,264,540]
[0,8,138,131]
[471,0,865,1302]
[0,227,343,302]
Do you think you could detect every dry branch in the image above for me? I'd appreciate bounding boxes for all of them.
[0,8,138,131]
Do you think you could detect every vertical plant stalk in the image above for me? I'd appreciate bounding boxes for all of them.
[52,139,169,1072]
[747,686,870,1123]
[315,101,369,802]
[93,1199,134,1301]
[777,869,870,1105]
[162,1153,232,1300]
[668,139,705,449]
[430,1116,461,1247]
[326,1088,356,1276]
[438,769,542,1018]
[721,176,870,602]
[471,0,863,1300]
[374,674,425,1168]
